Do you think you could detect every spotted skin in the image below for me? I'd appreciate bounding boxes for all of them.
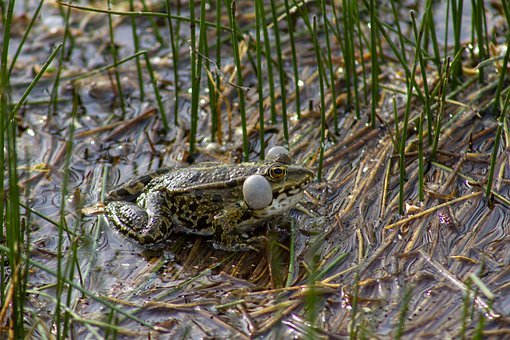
[105,160,314,250]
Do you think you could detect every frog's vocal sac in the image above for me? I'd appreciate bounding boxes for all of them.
[105,148,314,251]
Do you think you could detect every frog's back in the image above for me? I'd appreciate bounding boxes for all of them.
[146,162,261,192]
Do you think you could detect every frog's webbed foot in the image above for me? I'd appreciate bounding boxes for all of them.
[106,191,173,245]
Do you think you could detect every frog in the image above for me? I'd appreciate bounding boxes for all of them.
[105,147,315,251]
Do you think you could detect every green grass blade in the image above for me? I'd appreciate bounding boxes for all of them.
[312,16,326,180]
[107,0,127,117]
[270,0,289,144]
[486,90,510,198]
[283,0,301,119]
[255,0,265,159]
[143,52,168,131]
[7,0,45,79]
[228,0,249,161]
[369,0,379,127]
[6,43,62,131]
[257,0,277,124]
[48,2,72,115]
[166,0,180,125]
[129,0,144,101]
[320,1,339,133]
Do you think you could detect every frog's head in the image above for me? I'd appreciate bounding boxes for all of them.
[243,161,314,217]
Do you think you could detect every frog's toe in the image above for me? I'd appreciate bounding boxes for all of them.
[106,201,148,236]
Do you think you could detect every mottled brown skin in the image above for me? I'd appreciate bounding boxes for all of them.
[105,161,314,251]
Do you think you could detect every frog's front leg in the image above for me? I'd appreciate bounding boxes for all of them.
[106,190,173,245]
[211,205,265,251]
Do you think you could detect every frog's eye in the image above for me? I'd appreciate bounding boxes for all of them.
[268,165,287,181]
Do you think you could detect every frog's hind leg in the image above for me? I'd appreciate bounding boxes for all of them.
[106,191,173,245]
[105,167,173,202]
[106,201,149,242]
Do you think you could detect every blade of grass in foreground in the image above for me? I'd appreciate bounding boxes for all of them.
[257,0,277,124]
[341,0,354,115]
[450,0,464,84]
[6,44,62,130]
[311,16,326,180]
[320,1,339,133]
[485,89,510,198]
[228,0,249,161]
[1,9,9,308]
[1,2,24,334]
[166,0,180,125]
[55,89,78,339]
[369,0,379,127]
[283,0,301,119]
[492,38,510,113]
[5,120,25,337]
[269,0,289,145]
[349,273,360,339]
[189,0,198,156]
[0,244,155,330]
[213,0,223,142]
[397,10,424,214]
[7,0,45,79]
[48,1,73,116]
[107,0,127,117]
[395,286,413,339]
[255,0,265,159]
[129,0,144,101]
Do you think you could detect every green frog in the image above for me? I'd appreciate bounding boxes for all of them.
[105,148,314,250]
